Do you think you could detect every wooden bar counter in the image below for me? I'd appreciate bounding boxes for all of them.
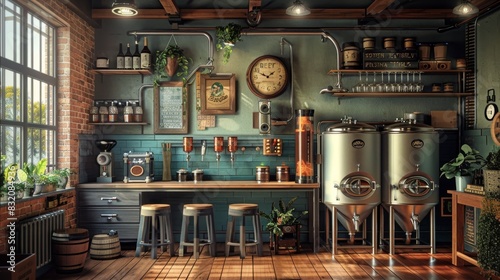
[77,181,320,252]
[447,190,483,267]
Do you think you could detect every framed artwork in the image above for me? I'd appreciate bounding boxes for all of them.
[441,197,452,217]
[200,73,236,115]
[154,81,188,134]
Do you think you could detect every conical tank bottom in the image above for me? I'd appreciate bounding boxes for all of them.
[329,203,378,235]
[383,203,435,233]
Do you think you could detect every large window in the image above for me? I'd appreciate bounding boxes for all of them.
[0,0,57,169]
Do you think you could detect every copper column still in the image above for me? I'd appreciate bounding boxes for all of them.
[182,137,193,169]
[227,136,238,167]
[214,136,224,167]
[295,109,315,183]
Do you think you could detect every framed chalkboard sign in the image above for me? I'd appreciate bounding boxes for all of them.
[154,81,188,134]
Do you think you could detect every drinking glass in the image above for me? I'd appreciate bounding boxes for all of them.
[376,72,385,92]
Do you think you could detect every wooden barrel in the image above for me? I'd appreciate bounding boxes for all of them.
[89,234,121,259]
[52,228,89,273]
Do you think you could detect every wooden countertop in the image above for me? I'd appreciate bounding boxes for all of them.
[77,181,319,189]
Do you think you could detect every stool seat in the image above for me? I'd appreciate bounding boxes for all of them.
[225,203,263,259]
[179,203,216,259]
[135,203,174,259]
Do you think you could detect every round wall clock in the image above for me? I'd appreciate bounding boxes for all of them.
[246,55,289,99]
[485,103,498,121]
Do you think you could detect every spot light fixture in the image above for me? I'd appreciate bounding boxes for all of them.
[286,0,311,16]
[111,0,138,17]
[452,0,479,16]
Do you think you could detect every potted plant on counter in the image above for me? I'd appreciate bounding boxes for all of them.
[440,144,485,192]
[259,197,308,254]
[153,44,191,86]
[215,23,242,64]
[53,168,73,189]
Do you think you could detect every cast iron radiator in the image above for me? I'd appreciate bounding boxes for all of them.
[16,210,65,269]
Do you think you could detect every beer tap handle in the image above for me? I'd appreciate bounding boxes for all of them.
[201,140,206,161]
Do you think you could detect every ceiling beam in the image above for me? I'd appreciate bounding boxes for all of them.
[158,0,179,15]
[92,8,460,20]
[366,0,396,15]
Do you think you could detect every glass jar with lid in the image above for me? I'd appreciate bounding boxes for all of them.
[98,101,109,123]
[108,101,118,122]
[134,102,143,122]
[90,102,99,123]
[123,101,134,123]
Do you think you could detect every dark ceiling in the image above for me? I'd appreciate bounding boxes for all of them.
[88,0,500,21]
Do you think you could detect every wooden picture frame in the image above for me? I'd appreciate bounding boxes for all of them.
[154,81,188,134]
[200,73,236,115]
[441,197,452,217]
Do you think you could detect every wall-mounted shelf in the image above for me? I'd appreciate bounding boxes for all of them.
[332,92,474,98]
[90,122,148,126]
[90,69,152,75]
[327,69,470,74]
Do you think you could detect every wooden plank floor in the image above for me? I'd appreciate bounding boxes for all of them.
[39,243,490,280]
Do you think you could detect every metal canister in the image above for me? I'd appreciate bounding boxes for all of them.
[383,37,396,49]
[342,42,360,69]
[256,166,270,183]
[192,169,204,183]
[362,37,375,50]
[177,169,187,182]
[276,165,289,182]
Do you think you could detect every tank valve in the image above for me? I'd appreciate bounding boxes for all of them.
[352,213,360,232]
[411,213,420,231]
[405,232,412,245]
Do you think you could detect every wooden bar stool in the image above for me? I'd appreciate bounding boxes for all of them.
[225,203,263,259]
[135,204,175,259]
[179,203,216,259]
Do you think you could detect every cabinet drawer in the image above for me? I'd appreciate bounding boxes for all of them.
[78,207,140,223]
[77,190,140,206]
[79,224,140,240]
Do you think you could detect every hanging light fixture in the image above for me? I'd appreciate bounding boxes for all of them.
[453,0,479,16]
[111,0,138,17]
[286,0,311,16]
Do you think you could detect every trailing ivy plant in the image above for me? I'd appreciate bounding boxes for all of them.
[215,23,242,64]
[153,44,191,86]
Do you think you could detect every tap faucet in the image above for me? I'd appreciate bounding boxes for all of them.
[201,140,207,161]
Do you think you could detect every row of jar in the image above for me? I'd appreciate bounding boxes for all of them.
[89,101,143,123]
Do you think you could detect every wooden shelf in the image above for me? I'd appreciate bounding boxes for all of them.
[331,92,474,97]
[90,69,152,75]
[328,69,469,75]
[89,122,148,126]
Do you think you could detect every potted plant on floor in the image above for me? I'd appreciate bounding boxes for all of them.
[477,193,500,279]
[215,23,242,64]
[483,148,500,196]
[259,197,308,254]
[440,144,485,192]
[153,44,191,86]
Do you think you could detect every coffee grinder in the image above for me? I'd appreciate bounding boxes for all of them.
[96,140,117,183]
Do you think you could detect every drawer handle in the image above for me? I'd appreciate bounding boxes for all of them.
[101,213,118,220]
[101,197,118,203]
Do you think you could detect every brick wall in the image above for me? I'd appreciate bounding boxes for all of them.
[0,0,95,253]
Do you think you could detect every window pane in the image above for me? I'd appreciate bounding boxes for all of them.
[27,127,55,167]
[1,69,22,121]
[0,125,22,165]
[26,77,54,125]
[1,0,22,63]
[27,12,54,76]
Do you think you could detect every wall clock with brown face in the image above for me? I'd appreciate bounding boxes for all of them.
[246,55,289,99]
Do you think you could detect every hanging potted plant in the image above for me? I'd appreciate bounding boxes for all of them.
[440,144,485,192]
[153,44,191,86]
[215,23,243,64]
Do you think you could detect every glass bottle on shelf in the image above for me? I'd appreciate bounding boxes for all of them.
[140,37,151,69]
[116,43,124,69]
[90,102,99,123]
[124,43,133,69]
[134,102,143,122]
[108,101,118,122]
[132,41,140,69]
[123,101,134,123]
[98,102,109,123]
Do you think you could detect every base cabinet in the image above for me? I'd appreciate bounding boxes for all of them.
[77,188,141,241]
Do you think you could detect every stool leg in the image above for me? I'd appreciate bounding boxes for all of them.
[240,216,246,259]
[208,212,216,257]
[225,216,235,257]
[151,214,158,259]
[135,215,146,257]
[193,214,200,259]
[253,214,263,256]
[179,215,189,257]
[165,214,175,256]
[159,215,166,253]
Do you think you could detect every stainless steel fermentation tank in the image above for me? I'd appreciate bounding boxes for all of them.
[381,119,439,255]
[320,118,381,255]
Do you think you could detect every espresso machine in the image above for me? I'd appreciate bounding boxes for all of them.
[96,140,117,183]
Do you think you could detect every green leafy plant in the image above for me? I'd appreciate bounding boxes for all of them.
[17,158,48,185]
[215,23,242,64]
[259,197,308,237]
[39,172,61,185]
[485,148,500,170]
[153,44,191,86]
[477,195,500,278]
[440,144,485,179]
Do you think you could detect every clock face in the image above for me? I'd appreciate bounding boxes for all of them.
[246,55,288,99]
[485,103,498,121]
